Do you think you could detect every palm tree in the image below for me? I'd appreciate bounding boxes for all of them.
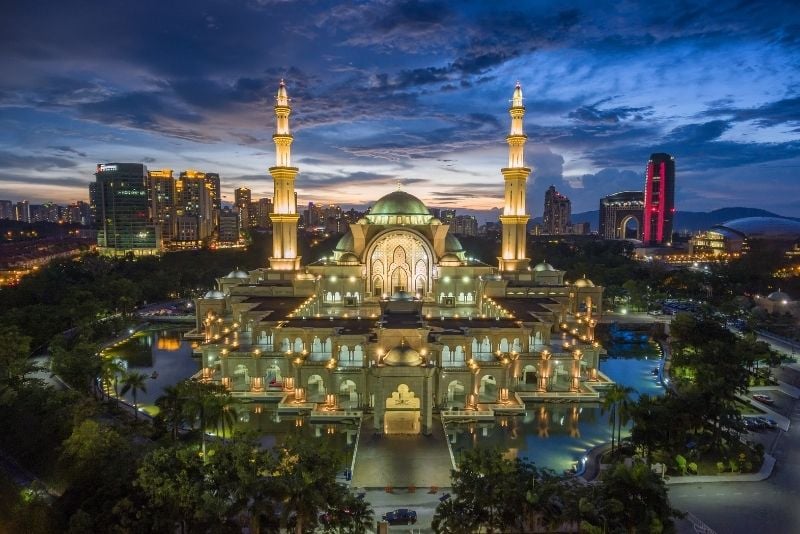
[181,381,223,461]
[100,358,124,403]
[601,386,623,456]
[615,385,636,454]
[120,371,149,421]
[155,384,185,441]
[206,393,239,442]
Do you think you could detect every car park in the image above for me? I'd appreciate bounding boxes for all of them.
[756,416,778,429]
[382,508,417,525]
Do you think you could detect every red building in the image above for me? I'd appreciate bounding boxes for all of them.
[643,153,676,245]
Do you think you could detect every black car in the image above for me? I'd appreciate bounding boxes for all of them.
[382,508,417,525]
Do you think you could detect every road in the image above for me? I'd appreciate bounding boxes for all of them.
[669,392,800,534]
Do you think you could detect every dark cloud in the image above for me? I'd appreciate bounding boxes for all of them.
[705,96,800,127]
[0,151,78,171]
[568,102,652,124]
[48,145,87,158]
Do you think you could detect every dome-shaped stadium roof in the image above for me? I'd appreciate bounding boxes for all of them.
[444,233,463,253]
[534,262,555,272]
[383,345,423,366]
[371,190,430,216]
[713,217,800,240]
[767,291,792,302]
[203,290,225,299]
[226,269,249,279]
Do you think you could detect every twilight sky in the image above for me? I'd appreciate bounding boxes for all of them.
[1,0,799,220]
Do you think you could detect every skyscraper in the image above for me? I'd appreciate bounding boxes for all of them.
[95,163,159,255]
[235,187,252,229]
[543,185,571,235]
[88,182,98,226]
[0,200,13,220]
[149,169,176,243]
[176,170,214,242]
[204,173,221,212]
[15,200,30,223]
[643,153,676,246]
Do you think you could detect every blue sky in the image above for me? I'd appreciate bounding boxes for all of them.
[1,0,799,219]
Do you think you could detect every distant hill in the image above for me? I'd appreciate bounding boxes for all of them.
[531,207,799,233]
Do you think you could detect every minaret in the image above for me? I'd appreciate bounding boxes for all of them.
[498,82,531,272]
[269,80,301,270]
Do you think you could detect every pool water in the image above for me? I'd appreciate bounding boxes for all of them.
[446,336,664,472]
[104,325,200,405]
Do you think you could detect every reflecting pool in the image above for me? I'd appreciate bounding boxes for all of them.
[103,325,199,405]
[445,334,664,472]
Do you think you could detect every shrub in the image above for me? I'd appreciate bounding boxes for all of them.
[687,462,698,475]
[729,459,739,473]
[716,461,726,473]
[675,454,687,475]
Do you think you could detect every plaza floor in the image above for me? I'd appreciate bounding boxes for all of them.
[351,415,454,489]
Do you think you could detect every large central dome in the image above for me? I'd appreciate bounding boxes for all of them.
[371,191,430,216]
[366,190,434,225]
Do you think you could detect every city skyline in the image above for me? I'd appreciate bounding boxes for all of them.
[1,1,799,217]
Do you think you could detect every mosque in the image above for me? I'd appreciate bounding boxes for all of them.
[190,81,609,435]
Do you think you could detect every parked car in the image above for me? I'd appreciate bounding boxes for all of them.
[744,418,763,431]
[756,416,778,429]
[753,394,774,404]
[382,508,417,525]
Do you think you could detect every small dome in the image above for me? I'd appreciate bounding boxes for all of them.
[226,269,249,279]
[767,291,792,302]
[439,253,461,266]
[203,290,225,299]
[573,277,595,288]
[370,190,430,216]
[335,232,355,253]
[389,290,415,302]
[383,345,423,366]
[339,252,359,265]
[445,233,463,253]
[534,262,555,272]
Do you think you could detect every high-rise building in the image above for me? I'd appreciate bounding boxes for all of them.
[204,173,221,212]
[643,153,676,246]
[149,169,176,243]
[176,170,214,242]
[0,200,13,220]
[218,208,239,244]
[235,187,252,229]
[95,163,160,255]
[440,209,456,223]
[15,201,30,223]
[65,201,91,225]
[451,215,478,236]
[499,82,531,272]
[599,191,644,240]
[543,185,571,235]
[254,197,272,228]
[88,182,99,226]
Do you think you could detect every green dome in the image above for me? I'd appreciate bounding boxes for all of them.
[445,233,463,252]
[335,232,354,252]
[370,191,430,216]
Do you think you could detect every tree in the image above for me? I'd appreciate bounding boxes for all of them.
[99,357,124,404]
[0,326,33,405]
[601,386,624,457]
[180,380,225,461]
[120,372,149,420]
[155,384,185,441]
[321,491,374,534]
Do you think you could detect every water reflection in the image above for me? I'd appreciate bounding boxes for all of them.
[445,334,664,472]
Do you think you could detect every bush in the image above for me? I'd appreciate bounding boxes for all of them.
[674,454,687,475]
[729,459,739,473]
[687,462,698,475]
[716,461,726,474]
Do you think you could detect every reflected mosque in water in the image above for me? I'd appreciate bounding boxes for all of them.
[190,81,610,436]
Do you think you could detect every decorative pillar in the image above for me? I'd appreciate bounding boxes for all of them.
[571,350,583,392]
[538,350,551,392]
[499,82,531,272]
[269,80,301,270]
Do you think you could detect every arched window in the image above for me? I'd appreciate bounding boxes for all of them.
[280,338,290,351]
[511,338,521,353]
[339,345,350,360]
[499,338,509,352]
[454,345,465,362]
[293,337,303,353]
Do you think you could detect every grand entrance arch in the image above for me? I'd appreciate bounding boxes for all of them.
[365,229,434,297]
[618,214,642,240]
[384,384,421,434]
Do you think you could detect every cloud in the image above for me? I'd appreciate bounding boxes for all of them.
[48,145,87,158]
[0,151,78,171]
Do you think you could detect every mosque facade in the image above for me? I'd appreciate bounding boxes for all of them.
[191,81,608,435]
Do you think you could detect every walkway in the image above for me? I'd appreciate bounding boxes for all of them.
[351,415,453,488]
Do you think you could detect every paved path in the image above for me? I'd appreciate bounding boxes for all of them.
[352,416,453,489]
